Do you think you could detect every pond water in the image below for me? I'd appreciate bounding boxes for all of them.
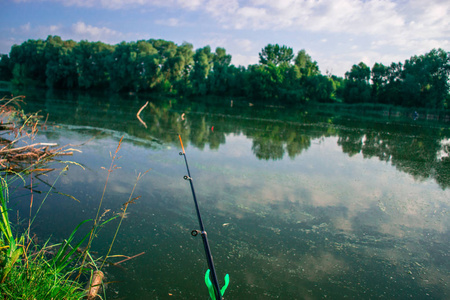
[8,91,450,299]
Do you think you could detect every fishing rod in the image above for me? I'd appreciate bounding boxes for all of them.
[178,134,229,300]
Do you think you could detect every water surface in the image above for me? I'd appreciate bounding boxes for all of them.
[10,91,450,299]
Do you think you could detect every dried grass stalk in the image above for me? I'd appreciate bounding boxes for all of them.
[0,96,76,174]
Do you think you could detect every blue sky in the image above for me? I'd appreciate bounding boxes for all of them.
[1,0,449,76]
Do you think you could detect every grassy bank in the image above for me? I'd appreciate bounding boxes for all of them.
[0,179,91,299]
[0,96,95,299]
[0,96,146,299]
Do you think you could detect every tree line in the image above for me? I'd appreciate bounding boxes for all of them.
[0,36,449,109]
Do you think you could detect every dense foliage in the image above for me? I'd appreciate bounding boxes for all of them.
[0,36,449,108]
[344,50,450,109]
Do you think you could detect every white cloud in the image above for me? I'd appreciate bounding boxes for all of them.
[71,21,123,42]
[203,37,228,50]
[234,38,253,52]
[231,53,258,67]
[12,0,450,44]
[0,38,17,55]
[178,0,205,10]
[20,22,31,32]
[200,0,449,50]
[28,0,205,10]
[63,0,95,7]
[11,22,62,36]
[234,7,267,29]
[155,18,181,27]
[48,25,61,33]
[219,0,404,35]
[7,21,125,46]
[203,0,239,26]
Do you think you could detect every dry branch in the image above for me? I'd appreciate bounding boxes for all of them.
[136,101,149,128]
[0,96,75,174]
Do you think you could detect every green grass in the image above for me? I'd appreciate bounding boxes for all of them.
[0,179,92,299]
[0,250,87,299]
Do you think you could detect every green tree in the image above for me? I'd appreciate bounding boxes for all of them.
[73,40,114,89]
[277,64,305,103]
[343,62,372,103]
[371,62,388,103]
[9,38,48,86]
[383,62,403,105]
[191,46,213,95]
[44,36,77,89]
[208,47,232,94]
[107,41,155,92]
[305,75,334,103]
[346,62,371,83]
[294,49,320,77]
[167,42,194,93]
[259,44,294,66]
[329,75,345,102]
[227,65,249,96]
[401,49,450,108]
[247,63,284,100]
[0,55,12,81]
